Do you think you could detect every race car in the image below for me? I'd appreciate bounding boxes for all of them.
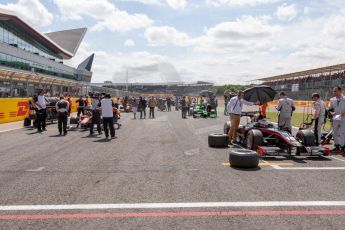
[224,112,330,156]
[192,103,217,118]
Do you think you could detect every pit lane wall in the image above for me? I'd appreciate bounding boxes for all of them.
[268,100,331,107]
[0,98,79,124]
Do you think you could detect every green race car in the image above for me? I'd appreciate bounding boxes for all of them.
[192,104,217,118]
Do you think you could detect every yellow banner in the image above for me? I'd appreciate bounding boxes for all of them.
[0,97,79,124]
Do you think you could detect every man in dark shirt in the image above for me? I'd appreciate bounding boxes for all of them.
[138,96,147,119]
[56,96,69,136]
[76,96,87,117]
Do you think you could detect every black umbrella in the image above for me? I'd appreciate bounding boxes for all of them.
[199,90,214,97]
[243,85,277,104]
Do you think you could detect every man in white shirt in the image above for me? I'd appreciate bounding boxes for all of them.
[227,91,259,144]
[276,92,295,134]
[329,86,345,153]
[100,94,115,139]
[33,89,47,132]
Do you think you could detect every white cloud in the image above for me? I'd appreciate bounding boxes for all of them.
[166,0,187,9]
[276,3,298,21]
[145,26,193,46]
[121,0,187,9]
[53,0,153,32]
[122,0,161,4]
[0,0,53,27]
[124,39,135,47]
[206,0,280,7]
[145,16,280,52]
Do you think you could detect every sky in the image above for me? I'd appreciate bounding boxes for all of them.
[1,0,345,84]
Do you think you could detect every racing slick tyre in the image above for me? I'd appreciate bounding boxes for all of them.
[229,150,259,168]
[246,130,263,151]
[224,121,230,135]
[208,134,229,147]
[24,117,31,127]
[296,130,316,146]
[70,117,79,125]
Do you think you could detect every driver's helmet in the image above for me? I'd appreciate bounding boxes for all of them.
[257,119,269,128]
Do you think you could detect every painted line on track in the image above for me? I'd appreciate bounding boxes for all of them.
[1,210,345,220]
[273,166,345,170]
[222,162,293,167]
[0,127,23,133]
[1,201,345,211]
[328,156,345,163]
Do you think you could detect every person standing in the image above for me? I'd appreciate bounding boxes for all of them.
[89,93,102,135]
[227,91,259,144]
[148,96,157,119]
[311,93,326,146]
[56,96,69,136]
[329,86,345,153]
[276,91,295,134]
[100,94,115,139]
[33,89,47,132]
[181,96,188,119]
[66,96,72,116]
[132,98,138,119]
[261,102,268,118]
[76,96,86,117]
[138,96,147,119]
[167,97,172,112]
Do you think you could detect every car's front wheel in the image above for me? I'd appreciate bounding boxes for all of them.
[246,130,263,151]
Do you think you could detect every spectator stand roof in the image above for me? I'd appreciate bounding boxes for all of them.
[258,63,345,82]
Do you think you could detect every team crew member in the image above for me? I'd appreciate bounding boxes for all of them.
[34,89,47,132]
[276,91,295,134]
[76,96,87,117]
[181,96,188,119]
[227,91,259,144]
[312,93,326,145]
[101,94,116,139]
[89,93,102,135]
[138,96,147,119]
[329,86,345,153]
[148,96,157,119]
[56,96,70,136]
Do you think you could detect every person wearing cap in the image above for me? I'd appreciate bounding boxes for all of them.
[276,91,295,134]
[100,94,116,139]
[55,96,70,136]
[329,86,345,153]
[311,93,326,145]
[33,89,47,132]
[227,91,259,144]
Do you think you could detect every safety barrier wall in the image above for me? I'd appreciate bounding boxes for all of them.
[268,100,331,107]
[0,98,79,124]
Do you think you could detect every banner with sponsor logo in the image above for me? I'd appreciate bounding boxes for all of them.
[0,98,79,124]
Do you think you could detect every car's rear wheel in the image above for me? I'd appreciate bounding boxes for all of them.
[246,130,263,151]
[296,130,316,146]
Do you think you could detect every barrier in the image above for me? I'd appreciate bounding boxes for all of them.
[0,97,79,124]
[268,100,330,107]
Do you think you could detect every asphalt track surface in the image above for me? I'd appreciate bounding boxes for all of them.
[0,110,345,229]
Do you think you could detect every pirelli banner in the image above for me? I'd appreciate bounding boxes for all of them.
[269,100,331,107]
[0,98,79,124]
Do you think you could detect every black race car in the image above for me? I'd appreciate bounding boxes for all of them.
[224,112,330,156]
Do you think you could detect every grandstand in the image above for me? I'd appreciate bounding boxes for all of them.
[259,63,345,100]
[91,81,214,96]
